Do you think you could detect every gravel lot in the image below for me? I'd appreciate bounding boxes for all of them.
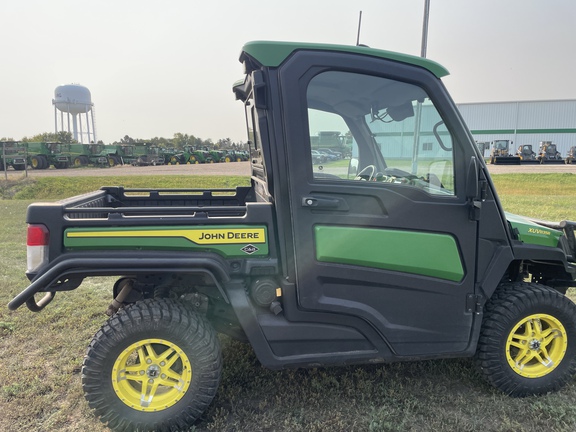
[2,161,576,178]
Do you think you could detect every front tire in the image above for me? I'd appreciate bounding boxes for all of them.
[475,282,576,396]
[30,155,43,169]
[82,298,222,431]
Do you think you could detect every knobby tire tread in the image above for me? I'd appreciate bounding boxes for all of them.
[82,298,222,432]
[475,282,576,396]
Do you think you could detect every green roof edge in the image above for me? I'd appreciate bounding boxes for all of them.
[241,40,449,78]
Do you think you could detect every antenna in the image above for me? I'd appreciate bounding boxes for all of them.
[356,11,363,46]
[421,0,430,58]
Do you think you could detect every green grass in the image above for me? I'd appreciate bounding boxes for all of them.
[491,173,576,221]
[1,174,576,431]
[4,175,250,200]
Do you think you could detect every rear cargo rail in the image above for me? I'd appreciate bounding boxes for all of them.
[64,186,252,219]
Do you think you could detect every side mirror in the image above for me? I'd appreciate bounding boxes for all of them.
[466,156,485,221]
[466,156,479,200]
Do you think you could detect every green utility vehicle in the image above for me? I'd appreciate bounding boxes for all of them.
[26,142,71,169]
[10,41,576,432]
[0,141,27,170]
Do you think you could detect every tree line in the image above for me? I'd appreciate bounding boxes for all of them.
[0,132,248,151]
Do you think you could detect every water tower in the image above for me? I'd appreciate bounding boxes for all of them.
[52,84,97,143]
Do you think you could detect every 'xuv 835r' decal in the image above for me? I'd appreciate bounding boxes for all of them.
[314,225,464,282]
[64,226,268,257]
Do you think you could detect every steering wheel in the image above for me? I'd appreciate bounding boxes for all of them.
[355,165,376,181]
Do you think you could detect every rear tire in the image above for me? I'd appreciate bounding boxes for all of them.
[82,298,222,432]
[475,282,576,396]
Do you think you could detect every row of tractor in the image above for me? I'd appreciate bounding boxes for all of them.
[0,142,249,170]
[168,146,249,164]
[487,139,574,165]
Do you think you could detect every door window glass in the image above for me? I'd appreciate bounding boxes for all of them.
[307,71,455,196]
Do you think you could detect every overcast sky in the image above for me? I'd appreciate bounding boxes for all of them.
[1,0,574,144]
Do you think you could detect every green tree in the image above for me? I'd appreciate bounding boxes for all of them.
[120,135,135,144]
[22,131,75,143]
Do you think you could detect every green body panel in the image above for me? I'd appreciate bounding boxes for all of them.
[505,213,563,248]
[314,226,464,282]
[242,41,450,78]
[64,225,269,257]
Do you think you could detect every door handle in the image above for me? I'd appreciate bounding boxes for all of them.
[302,196,348,210]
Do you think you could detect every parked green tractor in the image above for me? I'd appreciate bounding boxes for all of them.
[131,144,165,166]
[27,142,71,169]
[169,146,209,164]
[0,141,27,170]
[66,144,109,167]
[103,145,137,166]
[208,149,224,163]
[222,150,245,162]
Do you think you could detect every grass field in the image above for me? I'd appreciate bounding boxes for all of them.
[1,173,576,431]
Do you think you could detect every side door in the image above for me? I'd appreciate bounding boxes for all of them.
[279,52,479,356]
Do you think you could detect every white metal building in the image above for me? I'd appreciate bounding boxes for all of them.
[456,100,576,157]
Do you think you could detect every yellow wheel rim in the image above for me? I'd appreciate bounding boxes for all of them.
[112,338,192,411]
[506,313,567,378]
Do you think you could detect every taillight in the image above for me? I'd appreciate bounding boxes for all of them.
[27,224,50,246]
[27,224,49,272]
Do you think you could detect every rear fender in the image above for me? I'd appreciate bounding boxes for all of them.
[9,251,231,312]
